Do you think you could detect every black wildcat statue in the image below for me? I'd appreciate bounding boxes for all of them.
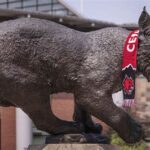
[0,8,149,144]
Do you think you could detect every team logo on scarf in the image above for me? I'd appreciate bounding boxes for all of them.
[122,30,139,107]
[123,75,134,95]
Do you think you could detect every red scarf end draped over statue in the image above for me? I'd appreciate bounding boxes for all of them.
[122,30,139,108]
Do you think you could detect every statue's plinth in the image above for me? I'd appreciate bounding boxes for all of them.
[45,133,109,144]
[28,134,120,150]
[28,144,120,150]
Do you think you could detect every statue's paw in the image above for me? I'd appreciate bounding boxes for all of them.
[71,121,85,133]
[61,134,86,143]
[128,121,143,143]
[85,123,103,134]
[122,119,143,144]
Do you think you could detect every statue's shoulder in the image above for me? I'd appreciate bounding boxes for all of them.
[86,27,129,44]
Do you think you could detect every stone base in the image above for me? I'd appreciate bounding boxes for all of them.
[45,133,110,144]
[28,144,120,150]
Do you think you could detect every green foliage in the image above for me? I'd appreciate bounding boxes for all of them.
[111,133,147,150]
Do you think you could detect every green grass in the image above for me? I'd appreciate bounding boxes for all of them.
[111,133,147,150]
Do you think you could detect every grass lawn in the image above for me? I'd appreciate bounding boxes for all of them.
[111,133,147,150]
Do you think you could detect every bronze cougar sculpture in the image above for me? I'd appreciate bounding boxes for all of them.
[1,8,149,143]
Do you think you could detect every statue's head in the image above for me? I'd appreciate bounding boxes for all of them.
[138,7,150,81]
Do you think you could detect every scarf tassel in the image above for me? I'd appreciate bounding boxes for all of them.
[123,99,135,107]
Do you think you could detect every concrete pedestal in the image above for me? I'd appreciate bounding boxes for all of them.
[28,144,120,150]
[45,133,109,144]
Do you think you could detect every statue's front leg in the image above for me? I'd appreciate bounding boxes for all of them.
[76,93,143,143]
[73,100,102,134]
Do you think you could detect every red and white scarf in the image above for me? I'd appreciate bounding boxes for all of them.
[122,30,139,107]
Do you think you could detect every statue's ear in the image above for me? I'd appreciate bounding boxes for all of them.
[139,7,150,29]
[138,7,150,38]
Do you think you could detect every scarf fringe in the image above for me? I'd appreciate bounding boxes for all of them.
[123,99,135,107]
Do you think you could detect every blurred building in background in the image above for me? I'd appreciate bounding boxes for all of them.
[135,77,150,140]
[136,77,150,121]
[0,0,80,16]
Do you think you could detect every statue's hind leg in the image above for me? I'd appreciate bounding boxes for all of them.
[0,97,16,107]
[18,89,85,135]
[73,101,102,133]
[0,64,84,135]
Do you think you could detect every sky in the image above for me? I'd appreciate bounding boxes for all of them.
[65,0,150,24]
